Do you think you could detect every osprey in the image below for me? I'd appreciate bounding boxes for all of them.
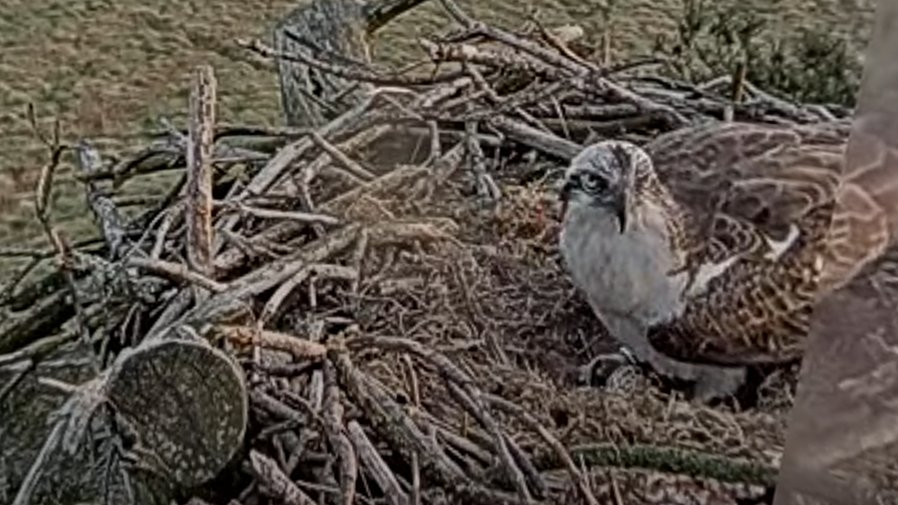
[558,121,878,401]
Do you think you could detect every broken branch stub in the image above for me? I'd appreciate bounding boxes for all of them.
[76,141,130,259]
[185,65,217,283]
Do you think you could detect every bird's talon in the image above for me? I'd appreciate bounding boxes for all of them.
[617,345,638,364]
[577,349,635,387]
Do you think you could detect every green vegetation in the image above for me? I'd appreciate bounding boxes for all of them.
[653,0,865,106]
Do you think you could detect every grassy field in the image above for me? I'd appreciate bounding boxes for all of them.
[0,0,876,256]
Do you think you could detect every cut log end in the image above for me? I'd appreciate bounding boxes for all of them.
[107,338,248,489]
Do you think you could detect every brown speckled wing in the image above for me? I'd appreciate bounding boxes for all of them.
[646,122,845,245]
[647,240,825,366]
[640,121,881,365]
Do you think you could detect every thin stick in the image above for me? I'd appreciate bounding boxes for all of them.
[402,354,422,505]
[248,450,317,505]
[241,37,467,87]
[484,393,599,505]
[218,325,329,360]
[30,117,95,362]
[310,132,377,181]
[257,264,358,328]
[347,420,410,505]
[151,204,180,259]
[219,202,341,226]
[323,360,358,505]
[127,257,227,293]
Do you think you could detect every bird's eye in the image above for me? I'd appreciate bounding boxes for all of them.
[580,172,607,193]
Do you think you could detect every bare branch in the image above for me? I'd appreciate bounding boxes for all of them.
[248,450,317,505]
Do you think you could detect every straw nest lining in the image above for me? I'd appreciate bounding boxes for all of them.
[0,2,850,504]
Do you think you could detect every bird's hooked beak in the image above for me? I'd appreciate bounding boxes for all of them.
[614,189,628,233]
[557,178,572,219]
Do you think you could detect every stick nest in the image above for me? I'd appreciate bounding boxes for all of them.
[2,3,852,504]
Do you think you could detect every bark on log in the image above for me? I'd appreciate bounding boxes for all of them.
[274,0,431,127]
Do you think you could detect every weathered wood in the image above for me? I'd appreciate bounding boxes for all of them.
[185,65,217,284]
[248,450,317,505]
[0,343,96,504]
[273,0,431,127]
[2,337,247,504]
[0,290,75,355]
[347,420,410,505]
[363,0,431,33]
[275,0,372,128]
[105,338,247,489]
[76,141,130,259]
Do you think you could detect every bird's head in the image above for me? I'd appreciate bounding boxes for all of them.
[560,140,652,233]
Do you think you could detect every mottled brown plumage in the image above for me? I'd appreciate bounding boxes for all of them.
[559,120,882,400]
[644,121,847,366]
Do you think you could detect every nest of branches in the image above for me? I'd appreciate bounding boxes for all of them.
[1,3,851,505]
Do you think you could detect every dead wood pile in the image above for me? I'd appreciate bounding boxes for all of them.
[0,2,852,504]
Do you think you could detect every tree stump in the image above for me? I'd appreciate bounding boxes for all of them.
[274,0,431,127]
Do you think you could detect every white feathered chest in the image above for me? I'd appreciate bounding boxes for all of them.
[559,202,689,329]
